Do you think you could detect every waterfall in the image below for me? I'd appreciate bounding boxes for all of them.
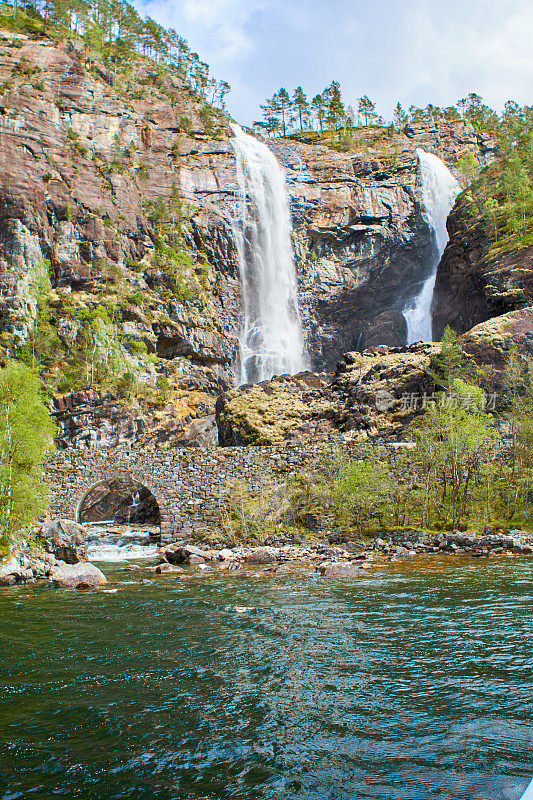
[127,492,140,525]
[230,124,306,384]
[403,149,460,343]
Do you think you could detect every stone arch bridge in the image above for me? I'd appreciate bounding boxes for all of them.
[47,442,354,543]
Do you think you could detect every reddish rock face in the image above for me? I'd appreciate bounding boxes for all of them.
[0,34,240,377]
[0,35,499,453]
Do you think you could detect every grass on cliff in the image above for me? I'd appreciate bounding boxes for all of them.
[7,189,215,397]
[285,123,398,153]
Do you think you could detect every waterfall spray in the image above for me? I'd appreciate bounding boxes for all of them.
[230,124,306,383]
[403,149,460,343]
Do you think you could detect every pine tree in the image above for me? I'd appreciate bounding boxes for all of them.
[324,81,344,130]
[393,102,408,129]
[277,88,291,137]
[503,151,533,239]
[311,94,326,131]
[457,97,468,118]
[358,95,376,126]
[260,94,282,136]
[293,86,309,131]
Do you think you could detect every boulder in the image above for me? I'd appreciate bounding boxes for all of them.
[246,547,278,565]
[51,561,107,588]
[188,554,206,565]
[164,544,211,565]
[42,519,88,564]
[155,563,185,574]
[0,555,34,584]
[0,557,21,586]
[459,308,533,389]
[317,562,367,578]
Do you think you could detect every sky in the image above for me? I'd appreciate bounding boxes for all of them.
[136,0,533,125]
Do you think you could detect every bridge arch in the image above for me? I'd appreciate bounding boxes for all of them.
[76,476,162,527]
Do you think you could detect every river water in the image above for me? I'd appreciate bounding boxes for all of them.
[0,556,532,800]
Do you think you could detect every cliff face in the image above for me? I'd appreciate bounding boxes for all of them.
[0,33,239,375]
[432,193,533,339]
[281,123,494,367]
[181,119,495,369]
[0,32,496,449]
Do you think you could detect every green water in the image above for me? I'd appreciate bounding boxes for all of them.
[0,557,532,800]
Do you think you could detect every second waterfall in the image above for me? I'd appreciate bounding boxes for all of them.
[403,149,460,343]
[230,124,306,384]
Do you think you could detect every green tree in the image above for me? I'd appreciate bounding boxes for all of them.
[429,325,475,391]
[502,149,533,239]
[333,449,391,533]
[393,102,408,129]
[0,361,55,545]
[358,95,376,126]
[443,106,461,122]
[293,86,309,131]
[483,197,499,237]
[276,88,291,136]
[413,379,496,528]
[501,100,524,146]
[457,97,468,118]
[260,94,281,136]
[311,93,326,131]
[456,151,481,187]
[324,81,345,130]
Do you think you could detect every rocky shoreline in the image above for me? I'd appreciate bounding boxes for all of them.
[1,524,532,589]
[150,529,533,578]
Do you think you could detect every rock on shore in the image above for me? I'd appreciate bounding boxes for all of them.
[41,519,88,564]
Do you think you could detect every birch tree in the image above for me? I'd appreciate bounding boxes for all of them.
[0,362,55,546]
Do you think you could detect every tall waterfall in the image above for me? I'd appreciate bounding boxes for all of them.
[403,149,460,343]
[230,124,306,384]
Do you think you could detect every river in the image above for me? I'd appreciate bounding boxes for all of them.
[0,556,531,799]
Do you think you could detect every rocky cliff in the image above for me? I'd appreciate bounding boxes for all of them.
[182,119,495,369]
[432,180,533,339]
[0,32,240,373]
[280,123,495,367]
[216,343,440,445]
[215,305,533,447]
[0,31,497,449]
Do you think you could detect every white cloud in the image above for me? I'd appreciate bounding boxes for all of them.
[142,0,263,64]
[396,0,533,111]
[136,0,533,124]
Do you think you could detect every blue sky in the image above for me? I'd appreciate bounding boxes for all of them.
[137,0,533,125]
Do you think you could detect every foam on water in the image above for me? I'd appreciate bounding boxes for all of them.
[86,529,158,562]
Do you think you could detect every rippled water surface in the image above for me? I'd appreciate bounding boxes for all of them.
[0,557,532,800]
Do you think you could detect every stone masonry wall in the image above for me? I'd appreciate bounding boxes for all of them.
[47,442,358,542]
